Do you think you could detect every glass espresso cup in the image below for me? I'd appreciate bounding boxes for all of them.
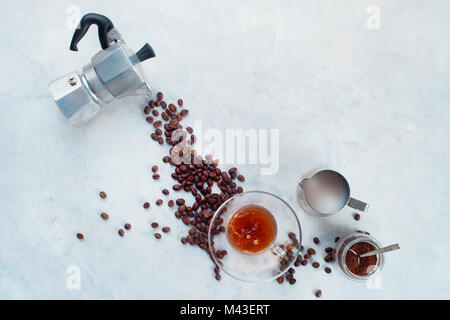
[208,191,302,283]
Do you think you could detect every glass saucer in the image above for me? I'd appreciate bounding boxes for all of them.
[208,191,302,283]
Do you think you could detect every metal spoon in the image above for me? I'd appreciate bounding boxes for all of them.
[359,243,400,258]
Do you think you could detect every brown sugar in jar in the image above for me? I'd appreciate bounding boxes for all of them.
[335,232,384,281]
[345,242,378,276]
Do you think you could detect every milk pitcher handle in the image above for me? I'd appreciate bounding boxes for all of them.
[347,197,369,213]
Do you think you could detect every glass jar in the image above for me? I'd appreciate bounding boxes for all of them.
[334,231,384,282]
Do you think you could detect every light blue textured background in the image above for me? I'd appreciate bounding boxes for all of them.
[0,0,449,299]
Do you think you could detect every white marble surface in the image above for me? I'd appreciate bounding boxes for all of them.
[0,0,449,299]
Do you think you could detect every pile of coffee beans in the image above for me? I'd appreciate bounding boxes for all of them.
[143,92,246,280]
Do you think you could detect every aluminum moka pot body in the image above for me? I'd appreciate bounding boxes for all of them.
[48,13,155,127]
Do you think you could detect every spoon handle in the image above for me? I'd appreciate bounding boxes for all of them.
[359,243,400,257]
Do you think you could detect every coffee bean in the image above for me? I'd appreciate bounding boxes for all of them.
[153,120,162,128]
[286,273,293,281]
[288,278,296,285]
[152,109,159,116]
[288,232,296,240]
[76,233,84,240]
[163,156,170,163]
[313,237,320,244]
[181,237,187,244]
[100,212,109,220]
[288,267,295,274]
[180,109,189,117]
[304,253,311,260]
[124,223,131,230]
[156,199,163,206]
[287,244,294,251]
[186,127,193,134]
[118,229,124,237]
[324,254,334,263]
[152,174,160,180]
[215,274,221,281]
[162,189,169,195]
[312,262,320,268]
[294,261,301,267]
[143,202,150,209]
[99,191,107,199]
[168,200,174,207]
[162,227,170,233]
[325,267,332,274]
[169,104,177,113]
[156,92,163,100]
[149,100,155,108]
[315,290,322,298]
[354,213,361,221]
[300,245,304,251]
[335,237,340,243]
[151,222,159,228]
[237,175,245,182]
[176,198,185,206]
[146,116,153,123]
[177,99,183,106]
[144,106,151,114]
[173,184,181,191]
[307,248,316,255]
[301,260,308,266]
[325,247,333,253]
[155,100,161,106]
[154,233,162,239]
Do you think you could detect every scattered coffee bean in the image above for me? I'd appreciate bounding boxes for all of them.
[288,232,296,239]
[154,233,162,239]
[324,254,334,263]
[144,106,150,114]
[152,165,158,172]
[177,99,183,106]
[215,274,221,281]
[237,175,245,182]
[307,248,316,255]
[325,267,332,274]
[168,200,174,207]
[99,191,107,199]
[156,92,163,100]
[354,213,361,221]
[76,233,84,240]
[335,237,340,243]
[146,116,153,123]
[100,212,109,220]
[301,260,308,266]
[152,174,160,180]
[118,229,124,237]
[312,262,320,268]
[313,237,320,244]
[315,289,322,298]
[151,222,159,228]
[156,199,163,206]
[186,127,193,134]
[304,253,311,259]
[162,227,170,233]
[153,120,162,128]
[277,276,284,284]
[325,247,333,253]
[143,202,150,209]
[162,189,169,195]
[288,278,296,285]
[124,223,131,230]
